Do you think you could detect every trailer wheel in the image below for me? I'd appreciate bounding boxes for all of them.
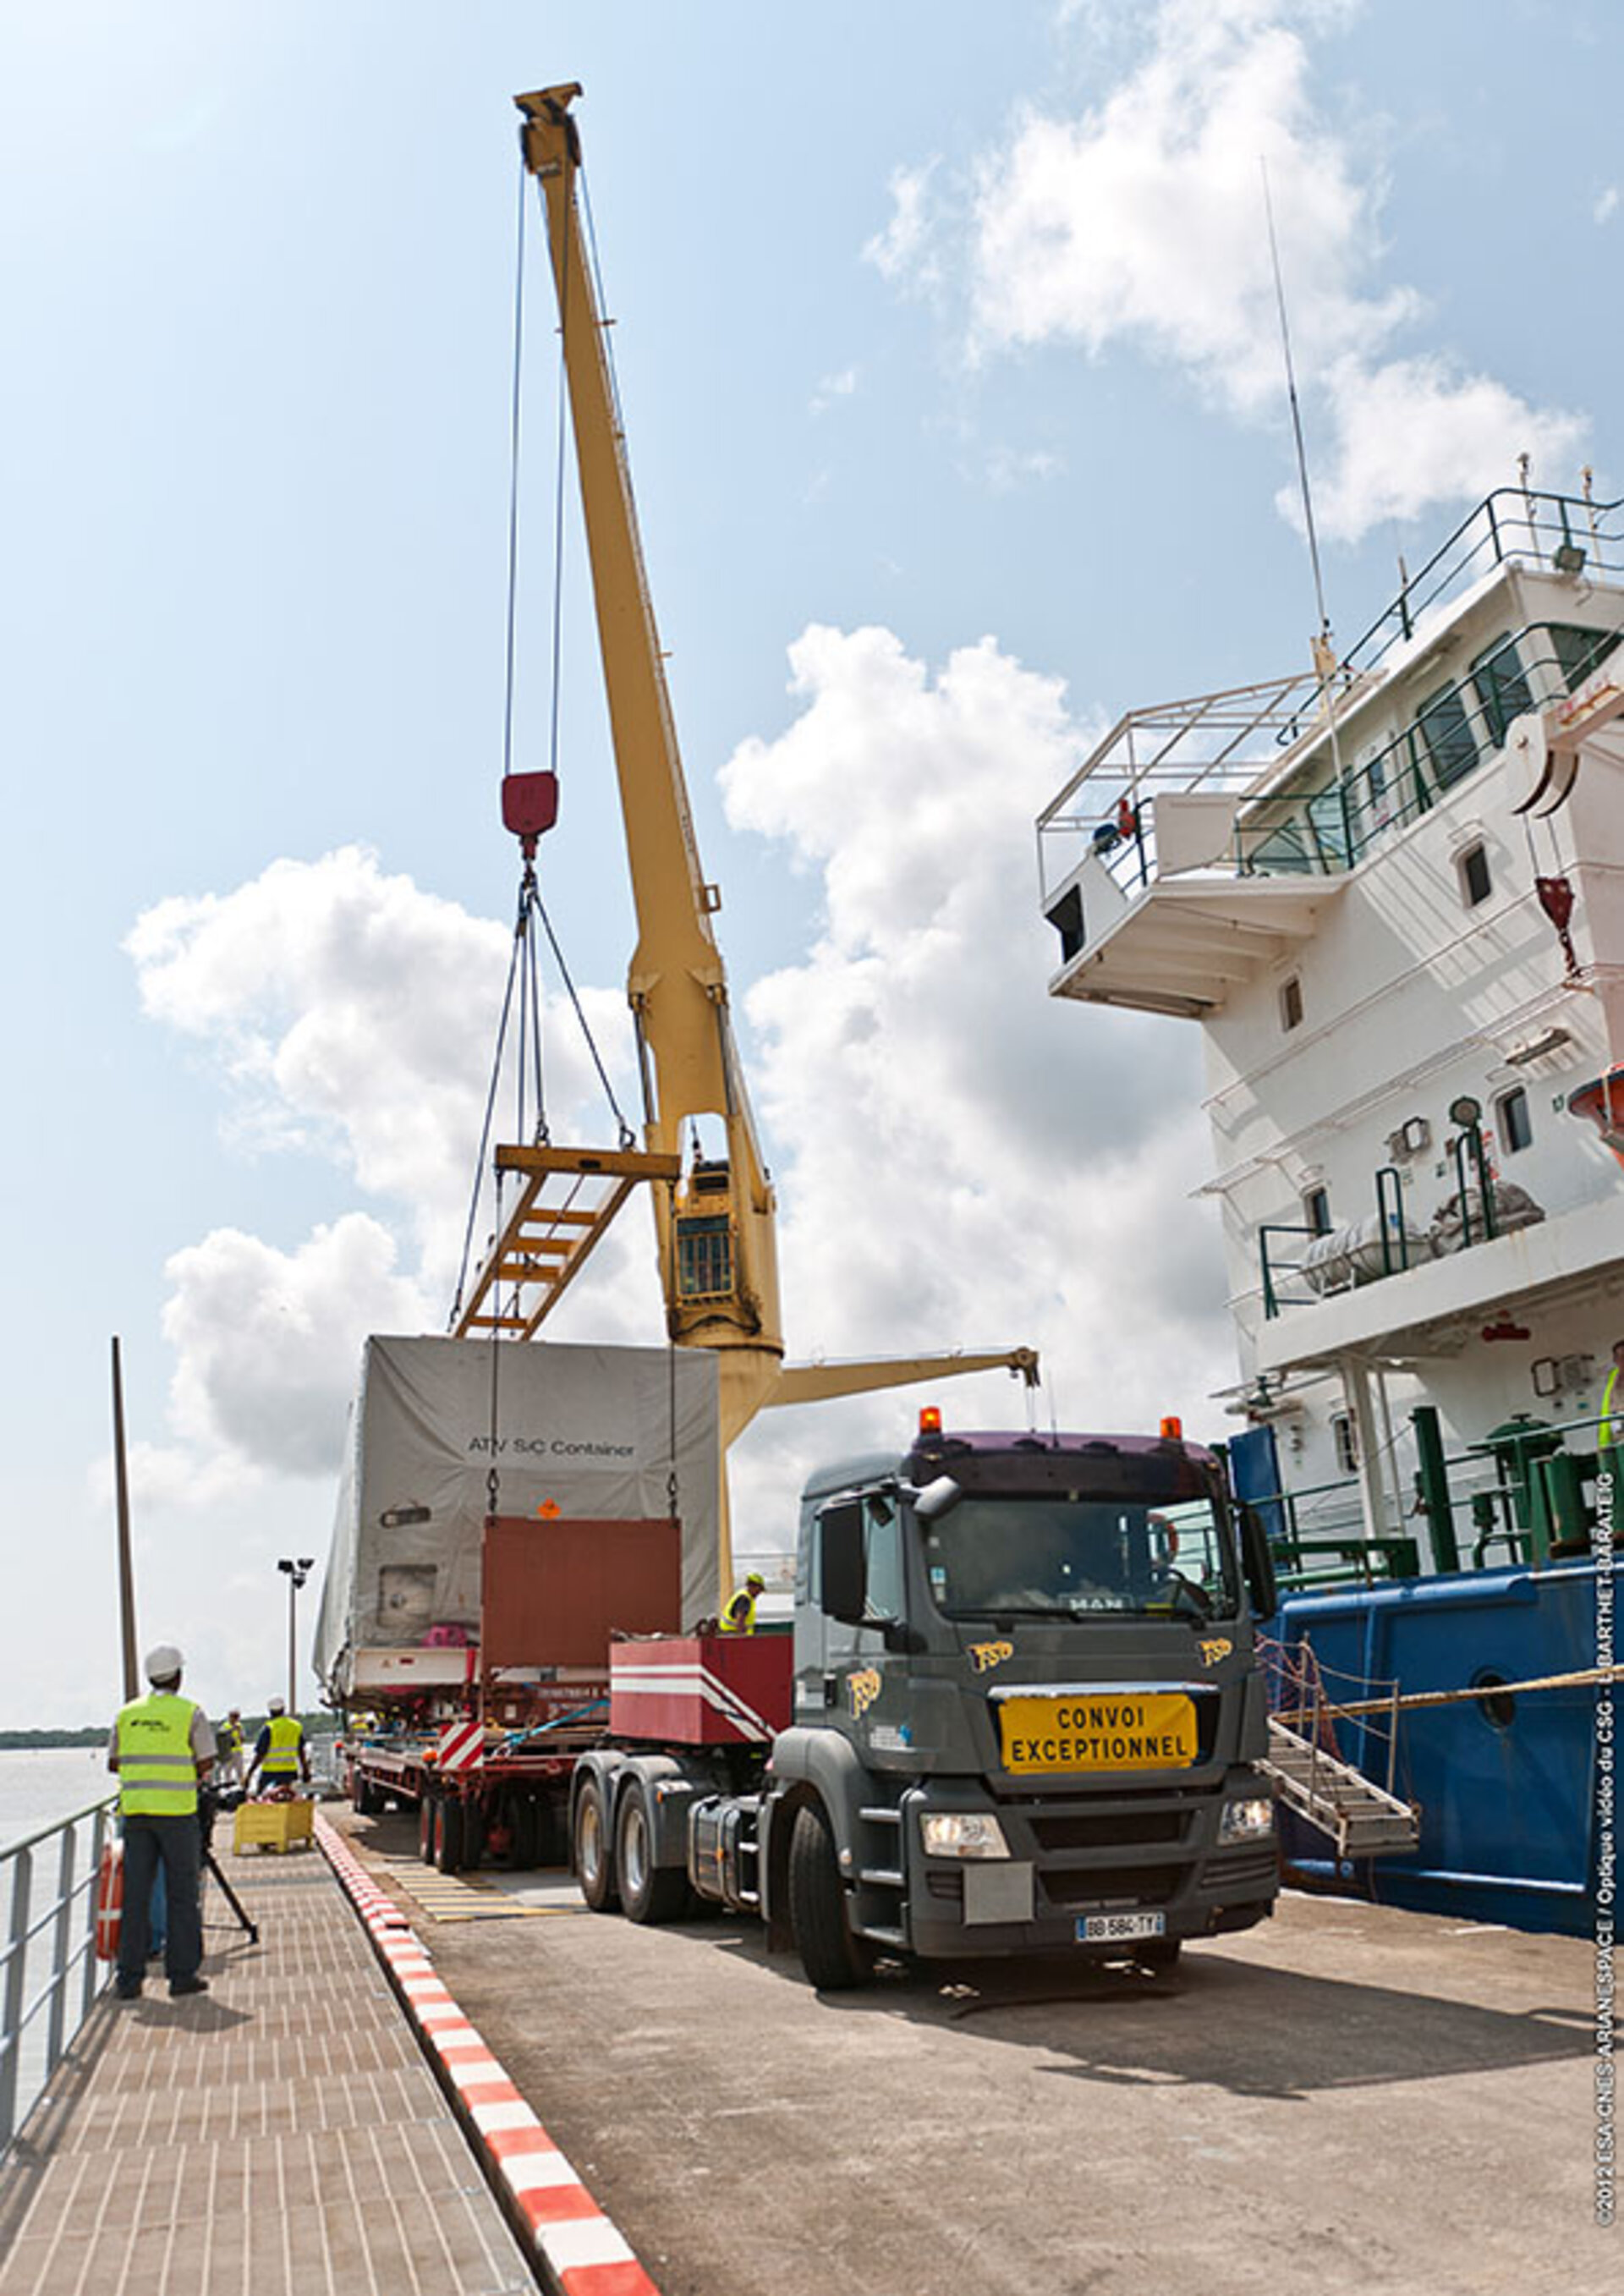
[419,1795,440,1866]
[787,1802,873,1990]
[461,1801,486,1872]
[616,1780,689,1925]
[437,1799,466,1876]
[573,1776,619,1912]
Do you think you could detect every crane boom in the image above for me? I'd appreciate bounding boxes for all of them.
[513,86,1043,1577]
[517,84,784,1456]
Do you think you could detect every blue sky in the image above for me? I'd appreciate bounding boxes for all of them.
[4,0,1618,1726]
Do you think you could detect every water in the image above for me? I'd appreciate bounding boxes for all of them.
[0,1747,113,1850]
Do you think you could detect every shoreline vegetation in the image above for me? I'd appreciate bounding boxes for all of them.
[0,1713,332,1751]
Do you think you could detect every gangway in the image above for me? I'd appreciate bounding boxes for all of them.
[1261,1717,1421,1859]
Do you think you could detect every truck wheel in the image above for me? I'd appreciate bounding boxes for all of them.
[419,1796,439,1866]
[616,1780,689,1925]
[788,1803,873,1991]
[573,1777,619,1912]
[462,1802,487,1872]
[438,1799,466,1875]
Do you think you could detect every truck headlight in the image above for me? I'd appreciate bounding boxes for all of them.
[1218,1795,1275,1845]
[920,1812,1011,1860]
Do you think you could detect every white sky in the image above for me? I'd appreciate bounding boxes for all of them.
[4,0,1617,1727]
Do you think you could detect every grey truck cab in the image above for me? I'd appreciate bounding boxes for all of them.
[764,1419,1280,1983]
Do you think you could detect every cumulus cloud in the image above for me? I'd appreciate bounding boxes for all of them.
[810,365,859,415]
[871,0,1585,541]
[864,161,945,290]
[121,846,659,1495]
[721,620,1233,1527]
[1596,185,1619,226]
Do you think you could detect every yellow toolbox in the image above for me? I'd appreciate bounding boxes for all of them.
[233,1798,315,1854]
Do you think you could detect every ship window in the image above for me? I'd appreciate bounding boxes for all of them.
[1495,1085,1533,1155]
[1457,841,1492,907]
[1280,975,1303,1031]
[1471,1668,1517,1730]
[1469,632,1533,748]
[1303,1186,1332,1236]
[1331,1413,1359,1474]
[1549,621,1621,690]
[1414,682,1478,790]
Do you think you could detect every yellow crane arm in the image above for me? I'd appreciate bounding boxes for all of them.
[771,1348,1041,1409]
[516,84,783,1449]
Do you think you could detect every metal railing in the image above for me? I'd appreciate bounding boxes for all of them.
[1039,490,1624,916]
[1,1793,116,2157]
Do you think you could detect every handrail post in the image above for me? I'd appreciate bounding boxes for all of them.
[83,1808,107,2026]
[1,1847,32,2153]
[46,1826,75,2078]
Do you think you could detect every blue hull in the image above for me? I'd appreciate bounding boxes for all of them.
[1274,1557,1615,1936]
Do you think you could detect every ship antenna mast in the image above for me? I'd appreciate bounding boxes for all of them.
[1261,159,1339,697]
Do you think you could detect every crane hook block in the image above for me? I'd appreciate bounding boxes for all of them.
[502,771,560,859]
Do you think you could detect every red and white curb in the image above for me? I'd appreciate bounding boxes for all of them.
[317,1815,658,2296]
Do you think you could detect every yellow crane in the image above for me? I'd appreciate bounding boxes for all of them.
[512,84,1036,1567]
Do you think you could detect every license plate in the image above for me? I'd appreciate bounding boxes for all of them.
[1078,1910,1166,1943]
[997,1693,1197,1775]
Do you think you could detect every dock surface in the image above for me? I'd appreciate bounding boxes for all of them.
[0,1851,533,2296]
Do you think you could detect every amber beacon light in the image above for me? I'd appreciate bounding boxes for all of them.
[1160,1415,1183,1441]
[919,1406,943,1436]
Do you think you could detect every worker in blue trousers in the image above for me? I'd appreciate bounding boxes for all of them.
[108,1644,216,1999]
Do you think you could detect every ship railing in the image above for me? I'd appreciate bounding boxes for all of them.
[0,1793,117,2160]
[1040,611,1622,934]
[1336,481,1622,689]
[1261,1635,1406,1801]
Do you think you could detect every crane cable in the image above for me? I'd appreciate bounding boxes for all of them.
[450,146,638,1333]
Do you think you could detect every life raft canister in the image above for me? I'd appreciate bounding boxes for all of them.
[94,1840,124,1963]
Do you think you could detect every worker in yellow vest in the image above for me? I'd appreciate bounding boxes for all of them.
[245,1697,311,1796]
[107,1644,216,2000]
[1601,1337,1624,1454]
[718,1572,766,1634]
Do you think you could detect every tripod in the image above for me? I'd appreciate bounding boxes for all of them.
[199,1789,261,1947]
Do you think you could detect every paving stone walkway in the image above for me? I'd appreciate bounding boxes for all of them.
[0,1853,533,2296]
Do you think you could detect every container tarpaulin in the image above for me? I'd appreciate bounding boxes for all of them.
[313,1335,721,1698]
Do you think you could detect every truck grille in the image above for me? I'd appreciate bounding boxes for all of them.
[1029,1809,1187,1853]
[1040,1864,1180,1913]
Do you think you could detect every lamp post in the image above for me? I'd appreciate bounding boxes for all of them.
[277,1557,315,1719]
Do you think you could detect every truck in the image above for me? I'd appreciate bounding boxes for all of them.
[569,1411,1281,1986]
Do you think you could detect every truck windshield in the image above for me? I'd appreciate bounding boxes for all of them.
[919,1494,1238,1623]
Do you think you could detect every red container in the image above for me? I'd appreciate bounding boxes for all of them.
[609,1633,792,1747]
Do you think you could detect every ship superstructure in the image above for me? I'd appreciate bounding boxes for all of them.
[1039,485,1624,1572]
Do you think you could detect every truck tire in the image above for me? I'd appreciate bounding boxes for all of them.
[615,1779,689,1925]
[461,1801,487,1872]
[437,1799,466,1876]
[419,1796,440,1866]
[573,1776,619,1911]
[787,1802,873,1990]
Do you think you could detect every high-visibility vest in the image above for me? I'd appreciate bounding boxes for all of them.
[718,1585,758,1635]
[219,1718,244,1756]
[261,1715,304,1777]
[1603,1364,1620,1453]
[115,1692,201,1817]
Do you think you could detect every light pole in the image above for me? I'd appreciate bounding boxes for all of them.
[277,1557,315,1719]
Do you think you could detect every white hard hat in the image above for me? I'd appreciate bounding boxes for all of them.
[145,1644,184,1682]
[268,1695,286,1714]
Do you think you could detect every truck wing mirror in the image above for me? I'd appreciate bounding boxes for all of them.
[819,1500,868,1623]
[1238,1502,1278,1622]
[913,1475,963,1520]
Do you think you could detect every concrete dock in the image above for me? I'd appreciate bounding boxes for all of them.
[0,1809,1613,2296]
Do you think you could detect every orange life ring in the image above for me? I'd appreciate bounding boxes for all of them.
[94,1840,124,1963]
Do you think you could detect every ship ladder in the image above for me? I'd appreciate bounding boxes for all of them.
[1260,1719,1420,1859]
